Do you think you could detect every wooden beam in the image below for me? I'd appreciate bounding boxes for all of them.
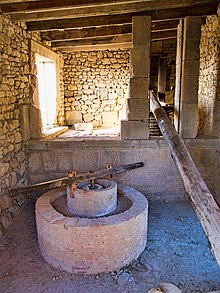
[0,0,40,4]
[26,2,218,31]
[58,38,176,52]
[59,43,131,52]
[7,162,144,197]
[41,20,178,42]
[51,35,132,49]
[149,91,220,268]
[26,13,133,31]
[42,25,132,42]
[7,0,219,22]
[151,29,177,41]
[0,0,147,13]
[50,29,176,49]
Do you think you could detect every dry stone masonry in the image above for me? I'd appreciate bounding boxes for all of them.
[63,50,130,128]
[0,14,30,234]
[198,7,220,138]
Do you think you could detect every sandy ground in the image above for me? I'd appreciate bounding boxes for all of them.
[0,196,219,293]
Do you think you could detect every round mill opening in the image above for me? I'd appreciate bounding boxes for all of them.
[35,179,148,275]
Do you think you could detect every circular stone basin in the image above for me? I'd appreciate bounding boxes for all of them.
[35,183,148,275]
[67,179,117,217]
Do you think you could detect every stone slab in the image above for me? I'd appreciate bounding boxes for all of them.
[179,103,198,138]
[102,111,118,128]
[121,120,149,139]
[132,16,151,48]
[183,16,202,61]
[130,48,150,77]
[181,60,200,104]
[127,98,149,120]
[65,110,82,125]
[129,77,150,99]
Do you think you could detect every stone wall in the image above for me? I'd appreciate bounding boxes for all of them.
[0,14,65,236]
[63,50,130,128]
[26,138,220,205]
[198,8,220,137]
[0,14,30,235]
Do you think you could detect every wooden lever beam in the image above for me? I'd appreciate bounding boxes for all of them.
[7,162,144,198]
[149,90,220,268]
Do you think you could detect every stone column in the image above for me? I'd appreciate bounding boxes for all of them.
[158,57,166,95]
[121,16,151,139]
[174,17,202,138]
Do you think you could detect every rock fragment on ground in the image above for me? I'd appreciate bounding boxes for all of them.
[148,283,182,293]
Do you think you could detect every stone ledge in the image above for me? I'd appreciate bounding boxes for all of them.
[41,127,69,139]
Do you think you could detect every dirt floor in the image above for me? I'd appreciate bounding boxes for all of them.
[0,196,219,293]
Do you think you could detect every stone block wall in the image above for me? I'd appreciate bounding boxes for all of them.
[26,138,220,205]
[63,44,177,129]
[198,7,220,137]
[63,50,130,128]
[0,14,30,234]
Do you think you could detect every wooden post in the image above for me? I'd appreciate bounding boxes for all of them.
[149,90,220,268]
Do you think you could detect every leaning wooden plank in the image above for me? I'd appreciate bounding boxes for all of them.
[149,90,220,268]
[7,162,144,198]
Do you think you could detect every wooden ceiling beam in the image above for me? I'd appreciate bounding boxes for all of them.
[27,13,133,31]
[59,43,131,52]
[7,0,219,22]
[0,0,40,4]
[58,39,177,52]
[42,25,132,42]
[0,0,150,13]
[41,20,178,42]
[26,2,218,31]
[2,0,218,15]
[52,35,132,49]
[51,29,177,49]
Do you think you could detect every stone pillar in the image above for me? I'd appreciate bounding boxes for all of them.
[121,16,151,139]
[158,57,166,95]
[174,17,202,138]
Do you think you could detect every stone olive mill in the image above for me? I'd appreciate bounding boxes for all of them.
[0,1,220,292]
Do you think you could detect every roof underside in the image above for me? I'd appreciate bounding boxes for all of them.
[0,0,219,51]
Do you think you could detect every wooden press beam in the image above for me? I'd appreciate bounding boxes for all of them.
[7,162,144,198]
[149,91,220,268]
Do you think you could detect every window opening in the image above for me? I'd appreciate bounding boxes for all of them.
[36,54,57,130]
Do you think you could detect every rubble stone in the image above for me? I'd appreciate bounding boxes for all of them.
[63,50,130,128]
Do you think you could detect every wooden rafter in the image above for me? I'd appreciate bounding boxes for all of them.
[0,0,149,13]
[5,0,219,22]
[41,20,178,42]
[50,29,177,49]
[25,2,218,31]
